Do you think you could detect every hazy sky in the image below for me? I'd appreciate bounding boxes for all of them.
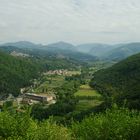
[0,0,140,44]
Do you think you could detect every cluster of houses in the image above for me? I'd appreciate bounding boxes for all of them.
[11,51,30,57]
[44,69,69,76]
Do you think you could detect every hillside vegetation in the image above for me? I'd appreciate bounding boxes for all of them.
[91,53,140,109]
[0,51,42,98]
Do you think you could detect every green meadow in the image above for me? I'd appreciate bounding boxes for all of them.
[75,85,103,111]
[75,85,101,97]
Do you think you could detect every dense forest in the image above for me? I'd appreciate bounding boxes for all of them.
[0,51,42,98]
[91,53,140,109]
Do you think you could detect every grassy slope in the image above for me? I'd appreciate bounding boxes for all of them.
[75,85,101,97]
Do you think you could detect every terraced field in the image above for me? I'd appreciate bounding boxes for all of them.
[75,85,101,97]
[75,85,103,111]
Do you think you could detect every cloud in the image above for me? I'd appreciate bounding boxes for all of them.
[0,0,140,44]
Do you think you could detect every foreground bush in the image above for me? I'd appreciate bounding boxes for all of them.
[71,106,140,140]
[0,107,140,140]
[0,112,71,140]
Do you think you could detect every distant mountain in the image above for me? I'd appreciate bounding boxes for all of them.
[45,41,77,51]
[76,43,124,59]
[77,43,114,56]
[77,43,140,61]
[103,43,140,61]
[1,41,77,52]
[0,41,97,62]
[4,41,140,62]
[91,53,140,109]
[1,41,43,49]
[42,42,97,61]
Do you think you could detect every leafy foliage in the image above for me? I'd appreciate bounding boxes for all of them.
[0,111,72,140]
[72,106,140,140]
[0,107,140,140]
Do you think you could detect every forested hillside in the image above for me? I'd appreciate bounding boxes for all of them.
[91,53,140,109]
[0,51,42,98]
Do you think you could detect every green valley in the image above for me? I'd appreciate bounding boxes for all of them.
[0,42,140,140]
[1,0,140,138]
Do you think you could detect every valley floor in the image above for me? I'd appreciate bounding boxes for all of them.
[75,85,103,111]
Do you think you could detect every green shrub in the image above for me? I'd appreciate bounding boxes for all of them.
[0,111,72,140]
[0,107,140,140]
[71,107,140,140]
[32,119,72,140]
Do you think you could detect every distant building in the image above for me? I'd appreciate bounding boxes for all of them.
[22,93,54,104]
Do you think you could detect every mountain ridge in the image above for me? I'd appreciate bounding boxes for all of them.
[1,41,140,62]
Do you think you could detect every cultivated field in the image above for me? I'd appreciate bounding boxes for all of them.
[75,85,103,111]
[75,85,101,97]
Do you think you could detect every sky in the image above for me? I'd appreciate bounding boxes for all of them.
[0,0,140,44]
